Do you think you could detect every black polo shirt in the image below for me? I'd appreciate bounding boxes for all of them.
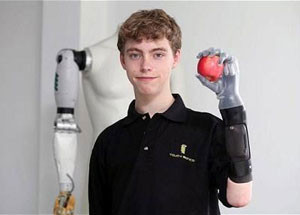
[89,93,232,215]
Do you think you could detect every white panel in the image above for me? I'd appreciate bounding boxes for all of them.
[0,1,42,213]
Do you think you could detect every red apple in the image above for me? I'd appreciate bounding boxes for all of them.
[197,56,224,82]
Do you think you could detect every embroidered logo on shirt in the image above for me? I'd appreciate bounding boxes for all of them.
[169,144,195,163]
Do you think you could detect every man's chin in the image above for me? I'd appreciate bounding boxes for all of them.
[134,88,158,97]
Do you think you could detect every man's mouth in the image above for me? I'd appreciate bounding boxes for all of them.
[136,77,157,81]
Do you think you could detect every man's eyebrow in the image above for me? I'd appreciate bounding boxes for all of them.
[125,47,168,53]
[150,48,167,52]
[126,48,142,53]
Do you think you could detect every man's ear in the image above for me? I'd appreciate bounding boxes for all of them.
[120,53,126,70]
[172,49,181,69]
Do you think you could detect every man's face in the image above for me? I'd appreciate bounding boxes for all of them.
[120,37,181,97]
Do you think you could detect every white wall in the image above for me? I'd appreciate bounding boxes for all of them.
[0,1,42,213]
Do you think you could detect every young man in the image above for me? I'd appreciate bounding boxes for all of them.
[89,9,252,215]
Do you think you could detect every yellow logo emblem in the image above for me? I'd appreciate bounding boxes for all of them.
[181,144,187,154]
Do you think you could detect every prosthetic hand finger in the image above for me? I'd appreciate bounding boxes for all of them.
[219,52,229,74]
[195,74,222,93]
[197,47,218,58]
[229,56,239,76]
[197,47,221,60]
[202,48,211,57]
[223,63,231,77]
[220,53,238,77]
[219,52,240,76]
[219,52,227,64]
[197,48,210,59]
[203,47,218,57]
[208,47,221,57]
[196,52,203,59]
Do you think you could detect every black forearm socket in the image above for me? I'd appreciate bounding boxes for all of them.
[220,106,246,126]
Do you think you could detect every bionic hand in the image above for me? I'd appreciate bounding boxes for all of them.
[53,48,91,214]
[196,47,252,183]
[196,47,243,109]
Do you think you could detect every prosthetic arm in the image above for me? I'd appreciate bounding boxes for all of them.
[196,48,252,183]
[53,49,91,215]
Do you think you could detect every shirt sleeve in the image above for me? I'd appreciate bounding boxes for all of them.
[88,130,111,214]
[209,119,233,208]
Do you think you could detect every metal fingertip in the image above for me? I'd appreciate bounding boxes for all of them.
[203,50,210,57]
[226,56,233,64]
[208,47,215,56]
[215,49,221,56]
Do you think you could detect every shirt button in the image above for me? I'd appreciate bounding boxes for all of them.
[142,115,146,120]
[144,146,149,151]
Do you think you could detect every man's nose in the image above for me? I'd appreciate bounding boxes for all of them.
[141,56,152,72]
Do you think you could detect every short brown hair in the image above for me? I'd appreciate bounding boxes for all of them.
[117,9,182,55]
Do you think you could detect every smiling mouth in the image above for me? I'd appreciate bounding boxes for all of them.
[136,77,157,81]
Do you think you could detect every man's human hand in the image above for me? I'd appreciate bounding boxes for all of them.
[195,47,243,109]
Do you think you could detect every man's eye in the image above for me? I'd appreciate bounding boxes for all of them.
[129,53,141,59]
[154,53,164,58]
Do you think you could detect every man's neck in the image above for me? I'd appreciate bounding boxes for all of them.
[134,90,175,118]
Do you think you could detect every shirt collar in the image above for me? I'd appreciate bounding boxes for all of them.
[122,93,187,126]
